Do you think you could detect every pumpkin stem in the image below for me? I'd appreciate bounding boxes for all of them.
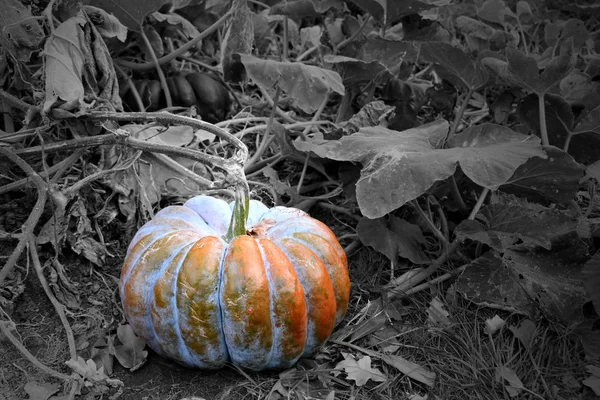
[225,167,250,241]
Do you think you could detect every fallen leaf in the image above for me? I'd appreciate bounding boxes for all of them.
[495,365,525,397]
[583,365,600,395]
[66,356,109,382]
[484,315,506,335]
[335,354,387,386]
[427,297,451,328]
[114,324,148,370]
[380,353,436,387]
[24,381,60,400]
[509,319,536,350]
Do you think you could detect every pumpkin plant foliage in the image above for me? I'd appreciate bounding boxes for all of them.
[120,195,350,371]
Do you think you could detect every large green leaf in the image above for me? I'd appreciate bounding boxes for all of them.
[420,42,489,90]
[499,146,583,205]
[91,0,169,32]
[238,54,344,114]
[357,216,429,264]
[455,202,579,251]
[298,121,544,218]
[455,250,587,324]
[348,0,434,25]
[482,40,576,95]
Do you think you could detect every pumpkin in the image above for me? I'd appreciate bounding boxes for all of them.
[120,195,350,371]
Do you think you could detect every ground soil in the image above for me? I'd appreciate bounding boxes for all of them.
[0,247,248,399]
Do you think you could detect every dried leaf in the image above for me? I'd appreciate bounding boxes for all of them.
[114,324,148,370]
[335,354,387,386]
[222,0,254,82]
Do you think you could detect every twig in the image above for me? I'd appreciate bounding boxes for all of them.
[0,147,49,286]
[28,240,77,360]
[0,89,37,112]
[0,319,72,381]
[0,149,84,195]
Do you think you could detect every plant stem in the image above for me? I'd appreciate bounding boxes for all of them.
[468,187,490,220]
[447,87,475,143]
[138,26,172,108]
[245,86,281,170]
[448,175,468,214]
[538,93,550,146]
[0,320,72,381]
[411,199,449,247]
[297,92,330,193]
[115,11,233,72]
[29,240,77,360]
[0,148,48,287]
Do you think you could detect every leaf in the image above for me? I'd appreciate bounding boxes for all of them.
[573,106,600,135]
[499,146,584,204]
[455,16,508,52]
[348,0,434,25]
[0,0,44,62]
[325,55,392,86]
[380,353,436,387]
[43,9,122,115]
[477,0,508,25]
[261,167,301,204]
[515,1,534,23]
[90,0,169,32]
[307,121,542,218]
[120,124,210,204]
[152,12,201,39]
[448,124,546,190]
[454,250,588,324]
[341,100,394,133]
[335,354,387,386]
[455,202,579,251]
[91,335,115,376]
[495,365,525,397]
[355,38,419,75]
[517,93,573,145]
[83,6,128,41]
[357,216,429,264]
[427,296,451,328]
[583,365,600,395]
[560,71,599,107]
[43,13,87,114]
[222,0,254,83]
[482,40,576,94]
[238,54,344,114]
[114,324,148,370]
[508,319,536,350]
[67,198,106,266]
[420,42,489,90]
[484,315,506,335]
[270,0,344,18]
[24,381,60,400]
[66,356,109,382]
[582,252,600,315]
[588,161,600,182]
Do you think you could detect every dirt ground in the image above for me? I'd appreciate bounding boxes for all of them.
[0,247,251,400]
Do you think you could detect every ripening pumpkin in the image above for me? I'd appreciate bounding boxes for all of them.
[120,195,350,371]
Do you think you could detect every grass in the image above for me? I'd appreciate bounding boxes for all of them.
[218,247,595,399]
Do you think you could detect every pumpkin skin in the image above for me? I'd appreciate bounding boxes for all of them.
[120,195,350,371]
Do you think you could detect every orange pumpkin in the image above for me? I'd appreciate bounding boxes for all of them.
[120,195,350,370]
